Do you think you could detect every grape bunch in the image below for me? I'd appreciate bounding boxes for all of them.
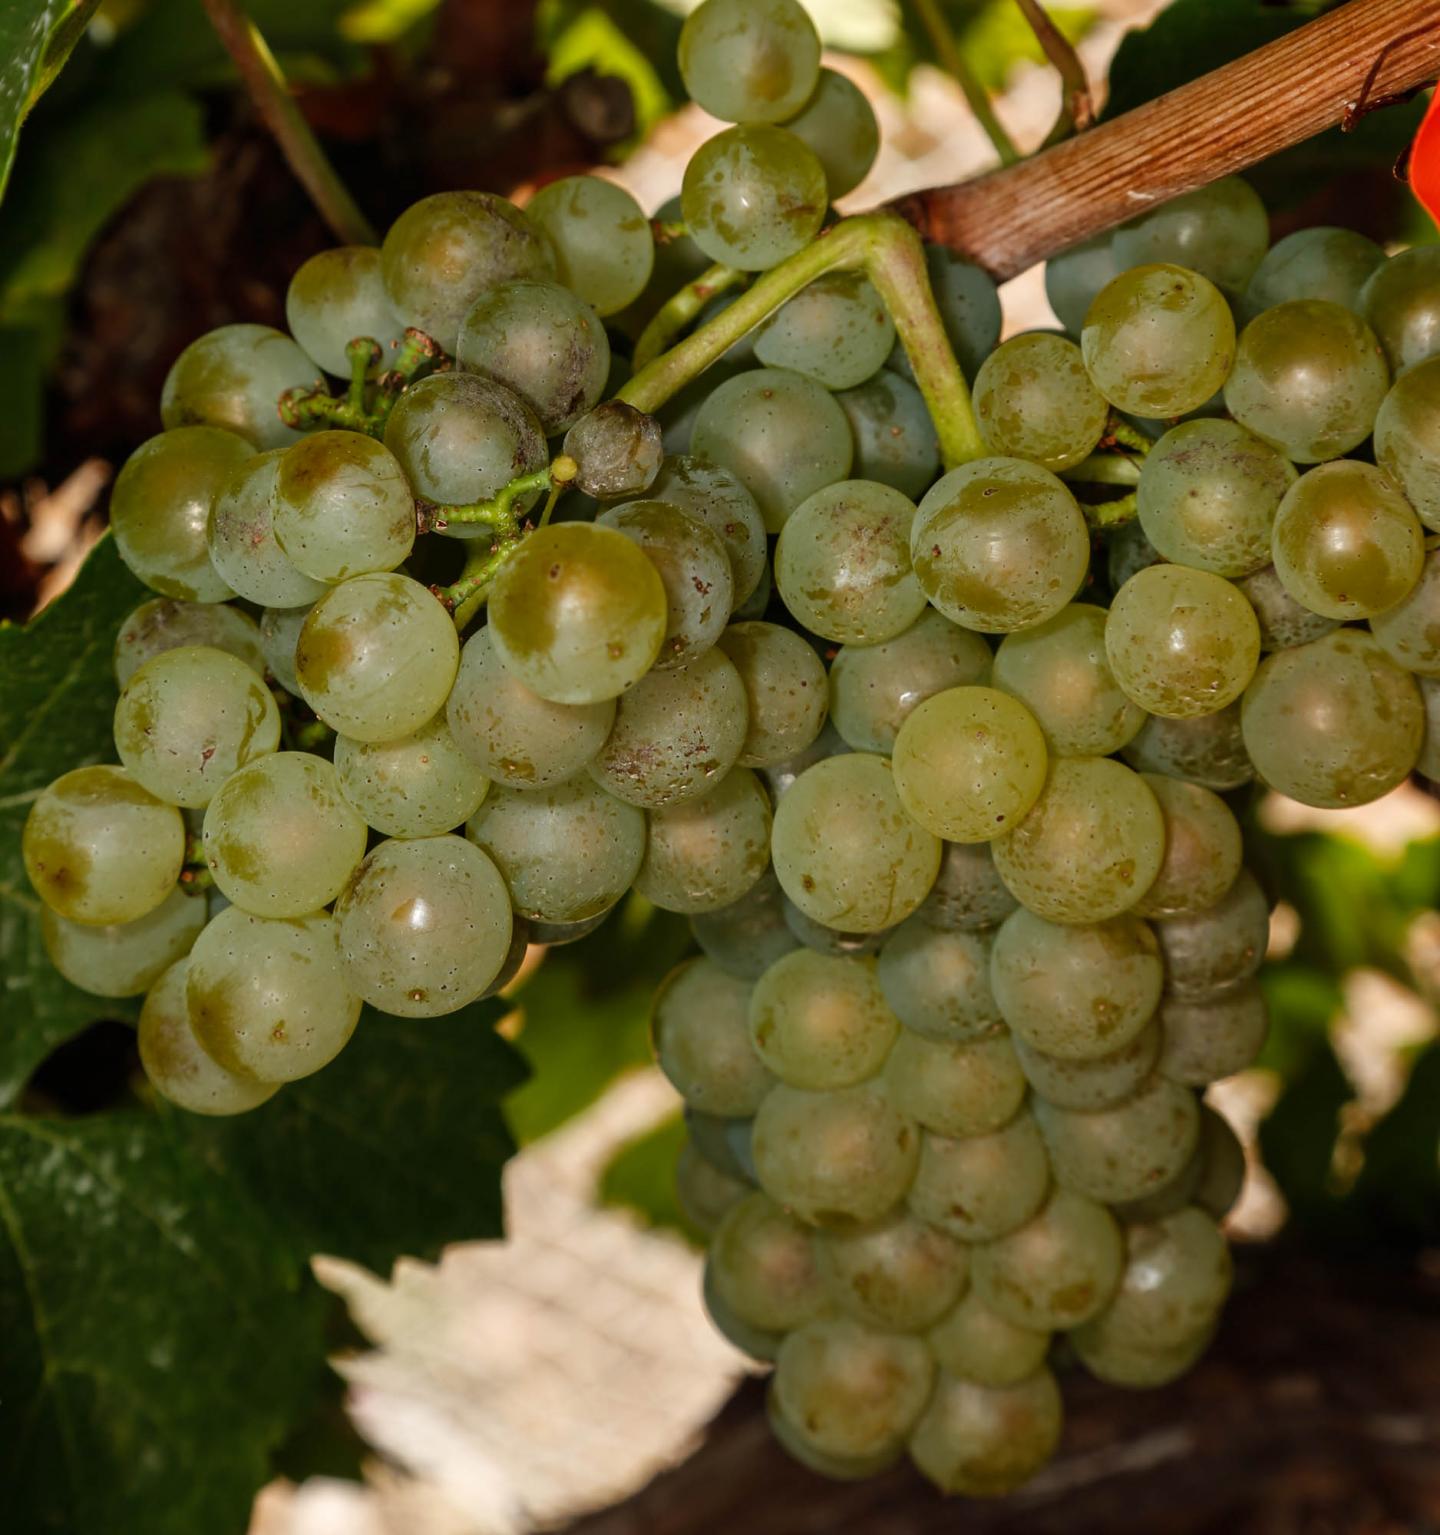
[18,0,1440,1495]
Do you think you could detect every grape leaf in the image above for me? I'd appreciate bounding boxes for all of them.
[0,0,101,205]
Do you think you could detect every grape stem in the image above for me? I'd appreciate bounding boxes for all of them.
[618,213,986,470]
[1080,490,1137,530]
[436,533,526,629]
[907,0,1020,166]
[1062,452,1142,487]
[278,328,447,439]
[633,263,747,370]
[421,465,557,534]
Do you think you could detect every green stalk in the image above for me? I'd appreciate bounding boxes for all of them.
[908,0,1020,166]
[633,263,746,371]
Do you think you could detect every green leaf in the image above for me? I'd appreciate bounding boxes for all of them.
[598,1109,692,1237]
[1258,1037,1352,1223]
[0,1,101,204]
[1256,960,1344,1080]
[0,323,45,477]
[1349,1040,1440,1245]
[0,537,147,1107]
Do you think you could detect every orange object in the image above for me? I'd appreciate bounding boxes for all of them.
[1412,87,1440,230]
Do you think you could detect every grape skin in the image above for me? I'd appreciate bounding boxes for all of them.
[834,370,941,500]
[285,246,408,377]
[815,1210,968,1332]
[653,959,776,1117]
[207,450,330,608]
[682,126,828,272]
[677,0,820,126]
[716,622,829,767]
[782,68,878,199]
[636,767,773,915]
[114,597,265,688]
[748,949,899,1090]
[160,323,317,449]
[42,885,206,999]
[641,455,768,607]
[908,1113,1051,1244]
[525,175,655,318]
[908,1368,1063,1497]
[333,714,490,839]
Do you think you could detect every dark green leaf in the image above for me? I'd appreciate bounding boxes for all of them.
[1257,960,1344,1080]
[598,1109,692,1237]
[0,1,101,203]
[0,323,44,477]
[1349,1041,1440,1244]
[1258,1037,1352,1222]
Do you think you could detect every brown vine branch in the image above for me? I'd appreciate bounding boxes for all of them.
[890,0,1440,279]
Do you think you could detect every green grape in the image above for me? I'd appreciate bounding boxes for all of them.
[928,1290,1051,1389]
[1360,244,1440,375]
[908,1113,1051,1243]
[1151,869,1269,998]
[972,1188,1122,1331]
[657,356,748,457]
[563,402,663,501]
[379,191,554,352]
[1012,1017,1160,1112]
[1373,549,1440,674]
[835,370,940,500]
[138,958,279,1115]
[1034,1073,1199,1204]
[689,866,799,980]
[114,645,281,809]
[465,774,645,922]
[682,126,827,271]
[1237,563,1340,651]
[445,626,613,790]
[1158,981,1268,1085]
[1044,232,1120,336]
[753,1081,920,1224]
[676,1140,751,1234]
[747,949,898,1090]
[884,1027,1025,1139]
[1193,1104,1247,1221]
[1109,1139,1204,1224]
[783,67,878,198]
[23,765,185,925]
[1243,226,1385,317]
[208,450,330,608]
[587,648,748,807]
[908,1368,1062,1497]
[1224,298,1389,462]
[160,323,316,448]
[991,757,1165,925]
[1374,356,1440,529]
[1136,419,1297,577]
[892,687,1047,844]
[677,0,820,124]
[333,714,490,839]
[687,1106,758,1183]
[816,1210,968,1332]
[772,753,941,934]
[636,767,772,914]
[113,597,264,688]
[1240,629,1422,807]
[486,522,668,705]
[1134,774,1243,918]
[1081,264,1236,418]
[916,841,1017,932]
[782,898,889,959]
[829,609,992,756]
[1070,1318,1214,1389]
[285,246,408,376]
[910,457,1089,632]
[715,622,828,767]
[273,430,415,583]
[989,907,1163,1059]
[704,1263,781,1362]
[772,1319,934,1465]
[1112,177,1269,294]
[754,273,894,390]
[41,885,206,999]
[333,834,514,1017]
[641,454,767,607]
[652,958,775,1115]
[891,248,1002,380]
[770,1390,907,1478]
[110,427,252,601]
[1121,702,1253,791]
[1105,518,1164,591]
[876,920,1001,1041]
[1106,564,1261,719]
[296,572,459,743]
[259,604,311,694]
[691,367,853,532]
[1421,676,1440,781]
[708,1190,826,1333]
[760,718,846,802]
[972,333,1108,472]
[1271,460,1423,620]
[531,912,610,946]
[991,603,1144,757]
[596,500,734,668]
[203,752,367,917]
[525,175,654,317]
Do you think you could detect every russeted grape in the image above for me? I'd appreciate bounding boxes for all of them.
[1271,460,1423,620]
[486,523,667,705]
[892,247,1002,380]
[708,1192,825,1337]
[1376,359,1440,541]
[333,714,490,839]
[972,333,1108,472]
[753,1081,920,1224]
[835,370,941,500]
[114,597,264,687]
[641,455,767,607]
[689,867,799,980]
[990,907,1163,1060]
[466,775,645,924]
[525,175,654,317]
[1034,1074,1199,1204]
[1158,982,1268,1085]
[1136,419,1297,577]
[677,0,820,124]
[1081,264,1236,418]
[1112,178,1269,294]
[910,458,1089,633]
[783,67,878,199]
[1012,1018,1160,1113]
[285,245,408,376]
[747,949,897,1090]
[652,959,775,1116]
[775,480,924,644]
[916,841,1018,932]
[207,450,329,608]
[754,273,894,391]
[1106,564,1261,719]
[41,885,206,999]
[1243,226,1385,317]
[114,645,281,808]
[972,1188,1122,1331]
[259,604,310,694]
[1071,1317,1214,1389]
[138,958,279,1115]
[928,1290,1051,1389]
[682,126,827,271]
[1240,629,1422,807]
[636,768,772,914]
[1122,702,1253,791]
[876,920,1001,1041]
[1151,869,1270,998]
[160,323,316,448]
[991,757,1165,925]
[771,753,941,934]
[563,402,663,501]
[187,907,360,1082]
[992,603,1144,757]
[110,427,252,601]
[716,622,828,767]
[1224,298,1389,462]
[1360,244,1440,375]
[676,1141,751,1235]
[1110,1137,1205,1225]
[333,835,513,1017]
[1372,550,1440,674]
[691,367,853,532]
[1134,774,1243,918]
[816,1210,968,1332]
[1237,563,1340,651]
[884,1028,1025,1139]
[908,1113,1051,1243]
[1044,232,1120,336]
[908,1369,1063,1497]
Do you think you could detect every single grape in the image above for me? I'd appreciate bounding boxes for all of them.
[910,457,1089,632]
[1121,702,1253,791]
[677,0,820,124]
[1151,869,1270,998]
[285,246,407,376]
[783,67,878,198]
[890,247,1002,380]
[972,333,1108,472]
[716,621,829,767]
[815,1210,968,1332]
[333,834,514,1017]
[1158,982,1268,1086]
[682,126,827,271]
[916,841,1018,933]
[708,1190,826,1335]
[41,885,206,999]
[908,1368,1062,1497]
[747,949,898,1090]
[972,1188,1123,1331]
[1374,355,1440,530]
[1237,563,1340,651]
[1044,232,1120,336]
[333,714,489,839]
[834,370,941,500]
[207,450,330,608]
[113,597,264,688]
[928,1290,1051,1389]
[1243,226,1385,317]
[641,455,767,607]
[877,920,1001,1041]
[754,273,895,390]
[690,866,799,980]
[1034,1073,1199,1204]
[908,1113,1051,1243]
[563,402,663,501]
[652,959,775,1116]
[1112,177,1269,294]
[1360,244,1440,375]
[525,175,654,317]
[1071,1316,1215,1389]
[884,1028,1025,1139]
[160,324,316,448]
[259,603,311,694]
[1012,1017,1160,1112]
[676,1140,752,1235]
[1134,774,1243,918]
[636,767,772,914]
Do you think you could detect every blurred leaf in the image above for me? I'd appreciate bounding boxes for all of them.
[1258,1037,1352,1224]
[1257,960,1344,1080]
[959,2,1091,93]
[340,0,443,44]
[0,324,45,477]
[1349,1040,1440,1244]
[598,1109,692,1236]
[544,5,672,142]
[0,1,102,204]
